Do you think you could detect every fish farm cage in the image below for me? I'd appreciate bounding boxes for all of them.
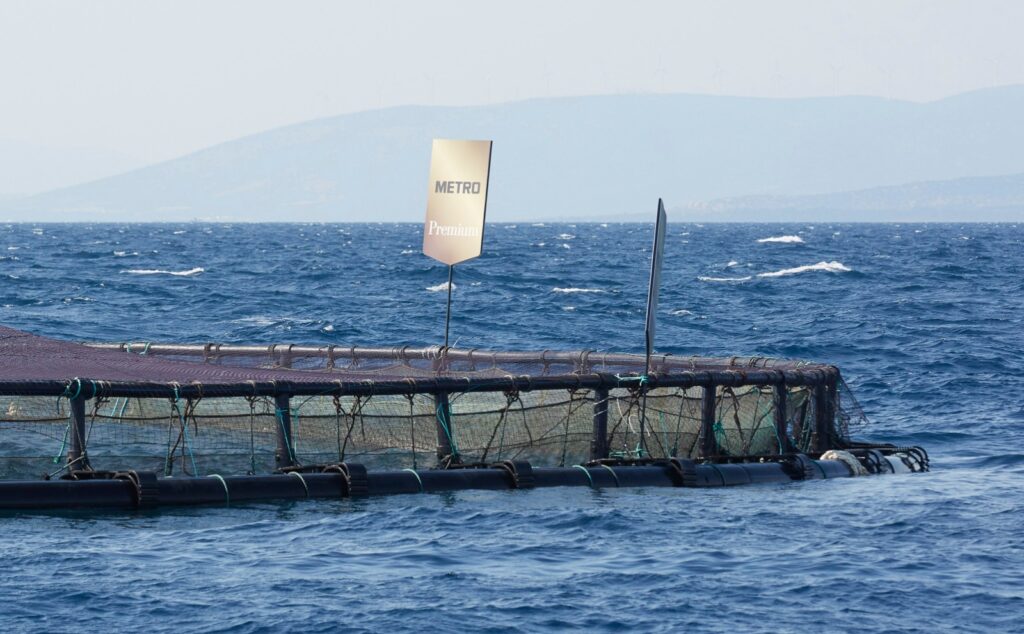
[0,326,927,510]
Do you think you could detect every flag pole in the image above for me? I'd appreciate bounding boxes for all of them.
[639,198,667,457]
[443,264,454,348]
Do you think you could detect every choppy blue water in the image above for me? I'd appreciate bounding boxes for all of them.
[1,222,1022,632]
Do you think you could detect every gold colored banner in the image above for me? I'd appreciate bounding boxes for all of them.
[423,138,492,265]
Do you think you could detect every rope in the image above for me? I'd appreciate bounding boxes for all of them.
[62,379,82,401]
[245,396,258,475]
[274,407,297,465]
[51,380,84,462]
[208,474,229,505]
[599,463,620,487]
[165,386,199,476]
[435,399,459,459]
[480,391,518,464]
[339,395,366,462]
[406,394,418,470]
[558,390,578,467]
[812,459,829,479]
[51,409,72,465]
[333,395,344,462]
[708,462,727,486]
[288,471,309,497]
[614,374,649,386]
[573,465,594,487]
[403,468,424,492]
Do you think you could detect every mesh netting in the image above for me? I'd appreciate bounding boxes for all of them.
[0,326,856,478]
[0,385,825,479]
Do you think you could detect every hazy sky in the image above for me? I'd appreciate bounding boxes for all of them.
[2,0,1023,171]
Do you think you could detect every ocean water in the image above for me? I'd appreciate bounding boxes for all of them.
[1,222,1022,632]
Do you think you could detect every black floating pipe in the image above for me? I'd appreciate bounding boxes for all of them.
[699,385,717,458]
[274,394,296,470]
[66,396,89,470]
[590,387,609,461]
[0,367,840,400]
[0,459,876,510]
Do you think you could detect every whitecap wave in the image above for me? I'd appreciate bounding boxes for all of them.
[757,261,851,278]
[669,309,693,316]
[122,267,204,277]
[757,235,804,244]
[726,260,739,267]
[698,275,753,282]
[552,287,605,293]
[426,282,455,292]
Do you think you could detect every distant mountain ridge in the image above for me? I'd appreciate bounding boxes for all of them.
[675,172,1024,222]
[3,86,1024,222]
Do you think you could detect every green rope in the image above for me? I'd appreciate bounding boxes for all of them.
[51,409,72,464]
[275,407,298,465]
[614,374,648,386]
[573,464,594,487]
[598,463,620,487]
[63,379,82,400]
[435,401,459,458]
[106,397,122,419]
[713,420,727,454]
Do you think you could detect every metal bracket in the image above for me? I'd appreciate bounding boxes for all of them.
[491,460,535,489]
[322,462,369,497]
[665,458,698,487]
[114,470,160,508]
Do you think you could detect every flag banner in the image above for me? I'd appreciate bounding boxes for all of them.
[423,138,493,265]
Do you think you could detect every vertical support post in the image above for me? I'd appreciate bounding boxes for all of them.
[274,394,296,470]
[699,384,717,458]
[434,392,459,466]
[811,383,830,454]
[773,383,793,454]
[590,387,609,461]
[66,396,89,471]
[791,399,809,451]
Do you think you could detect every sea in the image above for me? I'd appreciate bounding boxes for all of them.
[0,222,1021,633]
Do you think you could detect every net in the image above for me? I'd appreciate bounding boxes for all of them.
[0,326,855,479]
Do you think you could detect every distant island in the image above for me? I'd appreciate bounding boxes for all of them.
[3,86,1024,222]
